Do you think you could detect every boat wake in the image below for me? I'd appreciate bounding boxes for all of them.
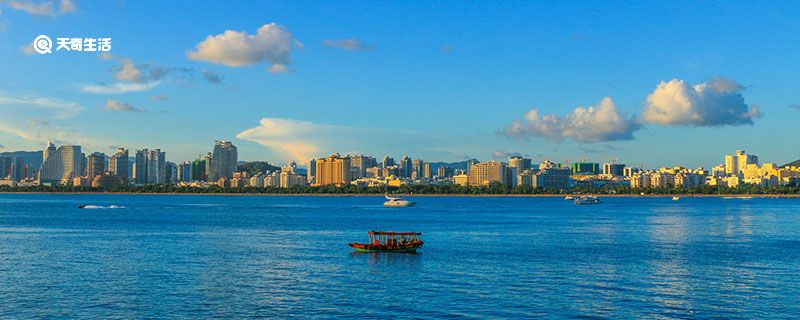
[79,205,126,209]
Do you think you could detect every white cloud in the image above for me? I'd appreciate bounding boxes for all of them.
[58,0,74,14]
[114,59,142,82]
[642,78,761,126]
[20,42,35,55]
[79,81,162,94]
[0,0,75,16]
[502,97,640,143]
[0,94,83,118]
[105,99,144,112]
[0,94,83,143]
[188,23,294,71]
[0,9,9,32]
[236,118,359,161]
[323,38,373,51]
[267,64,288,74]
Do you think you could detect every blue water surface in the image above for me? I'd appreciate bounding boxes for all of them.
[1,194,799,318]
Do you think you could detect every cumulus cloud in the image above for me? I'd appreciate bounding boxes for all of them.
[188,23,294,71]
[493,150,529,158]
[642,78,761,126]
[790,104,800,111]
[502,97,641,143]
[0,0,75,16]
[323,38,374,51]
[79,81,162,94]
[105,99,144,112]
[202,70,223,84]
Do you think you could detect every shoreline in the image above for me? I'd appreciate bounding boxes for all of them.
[1,192,798,198]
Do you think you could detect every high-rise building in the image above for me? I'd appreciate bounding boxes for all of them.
[192,157,207,181]
[602,163,626,176]
[571,162,600,175]
[533,167,571,189]
[382,156,395,169]
[423,162,432,179]
[437,165,454,178]
[134,148,167,185]
[349,155,373,179]
[0,157,11,179]
[146,149,167,184]
[86,152,106,180]
[209,140,238,181]
[307,158,316,183]
[468,161,507,186]
[11,156,24,181]
[314,154,352,186]
[412,159,424,179]
[135,149,148,185]
[508,156,531,171]
[109,148,129,182]
[177,161,193,182]
[38,141,82,185]
[400,156,413,178]
[166,161,177,184]
[724,150,758,177]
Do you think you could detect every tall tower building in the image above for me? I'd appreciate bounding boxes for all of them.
[314,154,352,186]
[146,149,166,184]
[400,156,413,178]
[135,149,148,185]
[381,156,395,169]
[209,140,238,182]
[423,162,432,179]
[508,156,531,171]
[38,142,82,185]
[86,152,106,180]
[307,158,317,183]
[109,148,129,182]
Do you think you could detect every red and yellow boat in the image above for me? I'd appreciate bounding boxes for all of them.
[349,231,423,253]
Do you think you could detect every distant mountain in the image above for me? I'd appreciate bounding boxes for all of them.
[237,161,281,175]
[428,158,479,172]
[784,159,800,167]
[0,151,43,169]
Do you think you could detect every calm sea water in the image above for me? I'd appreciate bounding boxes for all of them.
[1,194,799,319]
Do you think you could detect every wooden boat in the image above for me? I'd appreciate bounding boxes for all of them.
[349,231,423,253]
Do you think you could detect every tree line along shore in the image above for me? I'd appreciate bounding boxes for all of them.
[1,183,799,196]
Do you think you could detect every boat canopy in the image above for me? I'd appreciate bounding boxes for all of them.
[368,231,421,235]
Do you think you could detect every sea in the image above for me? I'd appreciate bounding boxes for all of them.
[1,194,799,319]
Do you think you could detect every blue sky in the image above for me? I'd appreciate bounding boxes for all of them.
[1,1,799,168]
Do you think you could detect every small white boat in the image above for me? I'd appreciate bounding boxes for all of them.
[672,196,680,201]
[564,196,574,201]
[384,195,416,207]
[574,195,601,205]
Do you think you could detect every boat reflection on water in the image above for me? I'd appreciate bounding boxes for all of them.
[350,250,423,268]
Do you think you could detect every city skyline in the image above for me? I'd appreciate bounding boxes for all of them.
[1,2,800,168]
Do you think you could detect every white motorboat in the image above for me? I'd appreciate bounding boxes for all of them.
[672,196,680,201]
[564,196,574,200]
[384,195,416,207]
[574,195,601,205]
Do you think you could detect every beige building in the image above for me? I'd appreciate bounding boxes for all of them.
[468,161,507,186]
[39,141,82,185]
[314,154,352,186]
